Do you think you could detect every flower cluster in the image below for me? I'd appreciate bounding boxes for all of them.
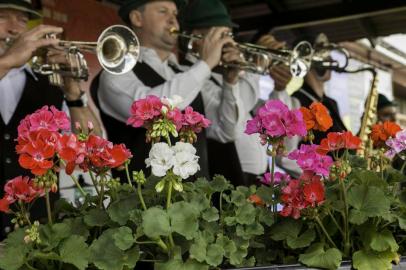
[245,100,307,144]
[317,131,361,155]
[300,102,333,132]
[16,106,132,176]
[280,172,325,219]
[261,171,291,186]
[0,176,45,214]
[371,121,401,148]
[385,129,406,158]
[145,142,200,180]
[288,144,333,177]
[127,95,210,143]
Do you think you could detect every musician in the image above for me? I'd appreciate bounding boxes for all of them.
[255,34,302,178]
[0,0,101,240]
[94,0,245,179]
[377,93,397,123]
[292,34,347,144]
[178,0,260,185]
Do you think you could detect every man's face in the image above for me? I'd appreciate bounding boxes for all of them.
[378,105,397,123]
[136,1,179,51]
[0,8,29,55]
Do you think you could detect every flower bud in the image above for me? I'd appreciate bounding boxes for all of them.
[51,183,58,193]
[155,180,166,193]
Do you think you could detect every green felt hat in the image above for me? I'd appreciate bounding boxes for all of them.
[119,0,185,25]
[180,0,238,30]
[0,0,41,19]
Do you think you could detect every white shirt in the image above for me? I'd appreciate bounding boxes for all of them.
[98,47,245,143]
[0,65,69,125]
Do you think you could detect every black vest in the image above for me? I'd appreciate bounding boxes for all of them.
[91,62,209,179]
[0,72,64,240]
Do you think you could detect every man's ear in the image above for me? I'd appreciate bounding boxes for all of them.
[129,10,143,28]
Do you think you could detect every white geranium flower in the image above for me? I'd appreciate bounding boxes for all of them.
[172,142,200,179]
[145,143,174,177]
[161,95,184,109]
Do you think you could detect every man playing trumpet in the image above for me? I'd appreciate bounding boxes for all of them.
[95,0,253,179]
[0,0,101,240]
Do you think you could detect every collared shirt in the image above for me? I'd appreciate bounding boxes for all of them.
[0,65,35,124]
[98,46,245,143]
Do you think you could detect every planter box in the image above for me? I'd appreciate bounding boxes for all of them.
[225,258,406,269]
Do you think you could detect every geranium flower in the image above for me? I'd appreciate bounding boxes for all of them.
[145,142,175,177]
[181,106,211,133]
[288,144,333,176]
[385,130,406,158]
[318,131,361,155]
[371,121,401,148]
[245,99,306,140]
[4,176,45,203]
[300,102,333,132]
[56,134,87,174]
[127,95,163,128]
[18,138,55,176]
[0,198,10,213]
[105,144,133,168]
[248,194,265,206]
[172,142,200,179]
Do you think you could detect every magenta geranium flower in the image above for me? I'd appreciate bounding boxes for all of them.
[288,144,333,177]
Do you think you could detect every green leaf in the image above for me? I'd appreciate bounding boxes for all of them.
[210,175,231,192]
[235,203,256,225]
[270,218,302,241]
[155,259,209,270]
[347,185,390,224]
[299,243,342,270]
[353,250,398,270]
[230,190,246,206]
[107,195,139,225]
[168,202,199,240]
[216,234,237,258]
[84,208,110,227]
[59,235,90,270]
[229,238,249,266]
[113,226,135,251]
[362,229,399,252]
[189,236,207,262]
[40,223,71,251]
[398,215,406,230]
[286,229,316,249]
[0,246,26,270]
[349,170,387,188]
[206,244,224,266]
[62,218,89,238]
[202,207,219,222]
[142,207,170,239]
[256,185,273,204]
[89,229,139,270]
[258,207,274,226]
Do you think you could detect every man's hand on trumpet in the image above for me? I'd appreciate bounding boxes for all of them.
[221,44,243,85]
[199,27,234,70]
[257,34,292,91]
[0,25,62,77]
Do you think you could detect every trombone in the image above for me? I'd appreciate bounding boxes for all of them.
[3,25,140,86]
[170,28,314,78]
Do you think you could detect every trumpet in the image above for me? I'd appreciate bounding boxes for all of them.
[311,42,350,72]
[2,25,140,86]
[170,28,313,77]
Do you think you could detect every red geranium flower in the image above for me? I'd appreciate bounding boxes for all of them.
[300,102,333,132]
[4,176,45,203]
[0,198,10,213]
[371,121,401,148]
[56,133,87,175]
[318,131,361,154]
[18,138,55,176]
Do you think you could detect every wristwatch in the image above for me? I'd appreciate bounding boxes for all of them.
[65,91,88,108]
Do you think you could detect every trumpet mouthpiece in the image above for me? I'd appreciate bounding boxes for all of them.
[169,27,179,35]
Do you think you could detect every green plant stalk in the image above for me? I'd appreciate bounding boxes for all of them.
[219,191,224,225]
[137,182,147,211]
[166,180,175,248]
[326,208,344,237]
[19,203,32,226]
[339,178,350,256]
[45,189,53,225]
[99,175,105,210]
[125,162,133,187]
[60,160,87,197]
[88,170,101,197]
[401,159,406,174]
[270,149,277,217]
[315,215,337,249]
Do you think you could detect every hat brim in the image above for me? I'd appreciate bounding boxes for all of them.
[184,20,239,30]
[0,4,42,19]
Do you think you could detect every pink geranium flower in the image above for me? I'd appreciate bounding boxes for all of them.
[288,144,333,177]
[127,95,163,128]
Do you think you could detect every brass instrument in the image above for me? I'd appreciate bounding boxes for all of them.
[170,28,313,77]
[3,25,140,86]
[357,69,379,162]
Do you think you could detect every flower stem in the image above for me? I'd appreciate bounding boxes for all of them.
[315,215,337,249]
[137,182,147,211]
[59,160,87,197]
[166,180,173,209]
[125,162,133,187]
[327,208,344,237]
[88,171,101,197]
[99,175,105,210]
[45,189,53,225]
[339,179,350,256]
